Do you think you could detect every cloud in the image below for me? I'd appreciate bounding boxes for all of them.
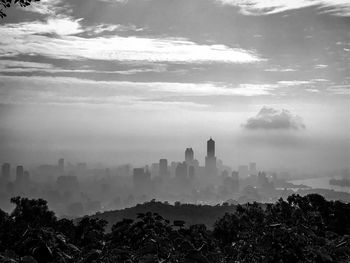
[243,106,306,130]
[83,24,144,35]
[315,64,328,69]
[0,76,278,108]
[1,17,84,36]
[264,68,297,72]
[327,85,350,95]
[22,0,72,17]
[0,60,54,70]
[0,18,263,64]
[216,0,350,16]
[306,88,320,93]
[277,80,312,86]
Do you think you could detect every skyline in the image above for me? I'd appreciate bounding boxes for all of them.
[0,0,349,172]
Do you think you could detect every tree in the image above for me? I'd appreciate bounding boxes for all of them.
[0,0,40,18]
[10,196,57,228]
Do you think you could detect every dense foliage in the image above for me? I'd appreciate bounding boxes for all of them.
[0,194,350,262]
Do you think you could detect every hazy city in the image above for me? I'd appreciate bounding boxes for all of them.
[0,0,349,262]
[1,137,350,218]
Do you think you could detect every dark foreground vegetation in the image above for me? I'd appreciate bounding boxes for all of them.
[91,201,238,232]
[1,194,350,263]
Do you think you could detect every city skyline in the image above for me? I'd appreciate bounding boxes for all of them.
[1,2,350,262]
[0,0,349,172]
[0,137,257,178]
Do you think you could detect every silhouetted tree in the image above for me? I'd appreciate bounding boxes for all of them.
[10,196,57,228]
[0,0,40,18]
[1,194,350,262]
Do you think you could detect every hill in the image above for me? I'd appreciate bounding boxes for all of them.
[1,194,350,262]
[90,200,237,232]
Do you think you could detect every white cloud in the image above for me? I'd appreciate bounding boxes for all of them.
[265,68,297,72]
[243,106,306,130]
[0,18,263,64]
[311,79,329,82]
[315,64,328,69]
[306,88,320,93]
[277,80,312,86]
[0,60,167,74]
[0,74,322,104]
[217,0,350,16]
[22,0,72,17]
[84,24,144,35]
[0,76,284,110]
[327,85,350,95]
[0,60,54,70]
[0,18,84,36]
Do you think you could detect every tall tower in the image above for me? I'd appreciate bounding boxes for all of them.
[159,159,168,177]
[205,137,217,176]
[16,165,24,182]
[207,138,215,158]
[185,148,194,163]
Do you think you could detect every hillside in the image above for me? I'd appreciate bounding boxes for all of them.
[90,201,237,232]
[1,194,350,262]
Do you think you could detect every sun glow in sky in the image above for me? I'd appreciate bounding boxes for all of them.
[0,0,349,171]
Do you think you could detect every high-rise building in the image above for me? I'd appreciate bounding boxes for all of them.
[207,138,215,158]
[205,137,217,176]
[16,165,24,182]
[57,175,79,192]
[159,159,168,177]
[133,167,152,194]
[232,171,239,180]
[23,171,30,183]
[175,162,188,180]
[232,171,239,192]
[188,166,195,179]
[58,158,64,172]
[1,163,10,181]
[150,163,159,177]
[221,170,229,178]
[249,162,257,176]
[185,148,194,163]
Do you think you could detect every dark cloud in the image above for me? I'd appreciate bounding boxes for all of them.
[243,106,306,130]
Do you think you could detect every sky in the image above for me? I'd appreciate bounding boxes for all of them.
[0,0,349,172]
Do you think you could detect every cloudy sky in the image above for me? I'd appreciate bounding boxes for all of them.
[0,0,349,172]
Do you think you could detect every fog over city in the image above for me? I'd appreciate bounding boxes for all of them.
[0,0,350,217]
[1,1,350,262]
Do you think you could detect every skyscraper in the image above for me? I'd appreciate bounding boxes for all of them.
[205,137,217,176]
[207,138,215,158]
[232,171,239,192]
[1,163,10,181]
[185,148,194,163]
[175,162,188,180]
[133,167,152,194]
[188,165,195,179]
[16,165,24,181]
[249,162,257,176]
[159,159,168,177]
[15,165,24,187]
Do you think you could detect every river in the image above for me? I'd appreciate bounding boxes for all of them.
[290,176,350,193]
